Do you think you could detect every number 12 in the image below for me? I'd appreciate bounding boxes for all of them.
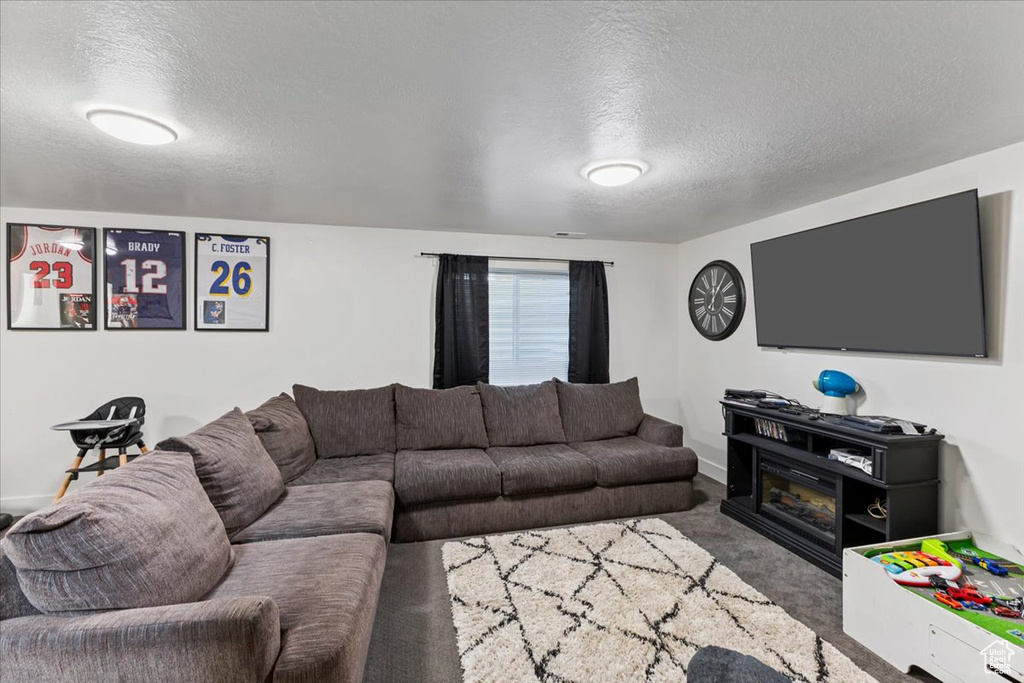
[121,259,167,294]
[210,261,253,297]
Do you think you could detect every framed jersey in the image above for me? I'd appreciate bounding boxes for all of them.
[194,233,270,331]
[7,223,97,330]
[103,229,186,330]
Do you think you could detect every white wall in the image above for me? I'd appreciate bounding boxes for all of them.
[0,212,679,512]
[6,144,1020,550]
[677,143,1024,550]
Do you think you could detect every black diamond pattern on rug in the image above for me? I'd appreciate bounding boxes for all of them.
[442,518,876,683]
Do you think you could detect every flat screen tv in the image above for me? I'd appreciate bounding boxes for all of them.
[750,189,986,357]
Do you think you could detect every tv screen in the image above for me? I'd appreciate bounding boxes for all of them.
[750,189,986,357]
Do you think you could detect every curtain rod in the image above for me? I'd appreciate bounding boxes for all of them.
[418,252,614,267]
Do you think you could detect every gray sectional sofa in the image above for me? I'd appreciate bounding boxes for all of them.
[292,378,698,542]
[0,377,697,682]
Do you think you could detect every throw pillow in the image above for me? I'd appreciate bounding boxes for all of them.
[395,384,489,451]
[292,384,397,457]
[245,393,316,483]
[157,408,285,536]
[1,452,234,614]
[555,377,645,442]
[477,381,566,446]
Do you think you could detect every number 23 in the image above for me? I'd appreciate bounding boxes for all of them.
[209,261,253,297]
[29,261,72,289]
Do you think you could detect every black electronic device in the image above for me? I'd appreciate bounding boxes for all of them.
[841,415,929,435]
[725,389,767,399]
[750,190,986,357]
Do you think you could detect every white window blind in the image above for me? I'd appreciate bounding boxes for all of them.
[488,267,569,386]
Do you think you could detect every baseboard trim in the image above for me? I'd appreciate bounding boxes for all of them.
[698,457,727,484]
[0,494,52,515]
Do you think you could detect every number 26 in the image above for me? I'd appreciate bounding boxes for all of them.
[210,261,253,297]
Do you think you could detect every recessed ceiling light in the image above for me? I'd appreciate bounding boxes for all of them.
[583,159,648,187]
[86,109,178,145]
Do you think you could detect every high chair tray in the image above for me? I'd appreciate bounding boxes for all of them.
[50,418,137,431]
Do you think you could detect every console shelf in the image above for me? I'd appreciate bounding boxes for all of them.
[719,401,942,577]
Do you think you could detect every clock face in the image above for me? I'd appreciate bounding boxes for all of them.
[688,260,745,341]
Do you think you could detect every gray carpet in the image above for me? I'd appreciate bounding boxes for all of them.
[364,474,937,682]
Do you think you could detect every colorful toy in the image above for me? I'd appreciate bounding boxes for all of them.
[946,584,992,605]
[920,539,964,570]
[960,601,988,611]
[972,556,1009,575]
[872,550,962,586]
[952,545,1010,575]
[993,606,1023,619]
[847,532,1024,683]
[994,596,1024,612]
[934,592,963,610]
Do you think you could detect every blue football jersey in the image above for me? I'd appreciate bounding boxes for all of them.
[105,230,185,329]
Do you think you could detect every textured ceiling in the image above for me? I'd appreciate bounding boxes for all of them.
[1,1,1022,243]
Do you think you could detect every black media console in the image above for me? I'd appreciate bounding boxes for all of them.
[719,401,943,577]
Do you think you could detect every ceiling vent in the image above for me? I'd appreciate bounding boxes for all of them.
[551,231,587,239]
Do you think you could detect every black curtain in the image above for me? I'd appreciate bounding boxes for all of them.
[568,260,610,383]
[433,254,489,389]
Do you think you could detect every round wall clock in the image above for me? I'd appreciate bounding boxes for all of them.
[688,260,746,340]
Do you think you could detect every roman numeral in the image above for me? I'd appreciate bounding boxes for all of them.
[724,294,736,304]
[722,281,734,293]
[695,306,707,320]
[702,313,711,329]
[711,316,718,333]
[718,314,726,329]
[723,307,734,319]
[693,297,704,305]
[710,269,719,286]
[701,274,709,289]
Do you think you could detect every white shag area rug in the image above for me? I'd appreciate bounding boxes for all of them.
[442,518,876,683]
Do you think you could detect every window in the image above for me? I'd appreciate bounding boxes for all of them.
[488,267,569,385]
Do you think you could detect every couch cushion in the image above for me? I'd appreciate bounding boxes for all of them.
[394,449,501,506]
[395,385,489,451]
[293,384,396,457]
[206,533,386,683]
[1,453,233,614]
[245,393,316,483]
[556,377,645,442]
[157,408,285,536]
[477,381,566,447]
[569,436,698,487]
[486,444,596,496]
[231,481,394,544]
[0,545,39,620]
[288,453,395,486]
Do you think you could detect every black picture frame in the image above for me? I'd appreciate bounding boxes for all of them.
[102,228,188,331]
[6,223,98,331]
[193,232,271,332]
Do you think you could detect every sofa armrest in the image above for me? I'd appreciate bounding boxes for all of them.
[0,596,280,683]
[637,414,684,448]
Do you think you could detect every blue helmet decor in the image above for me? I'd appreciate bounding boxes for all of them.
[812,370,860,415]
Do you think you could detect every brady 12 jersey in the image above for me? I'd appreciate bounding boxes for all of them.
[8,225,95,329]
[104,229,185,329]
